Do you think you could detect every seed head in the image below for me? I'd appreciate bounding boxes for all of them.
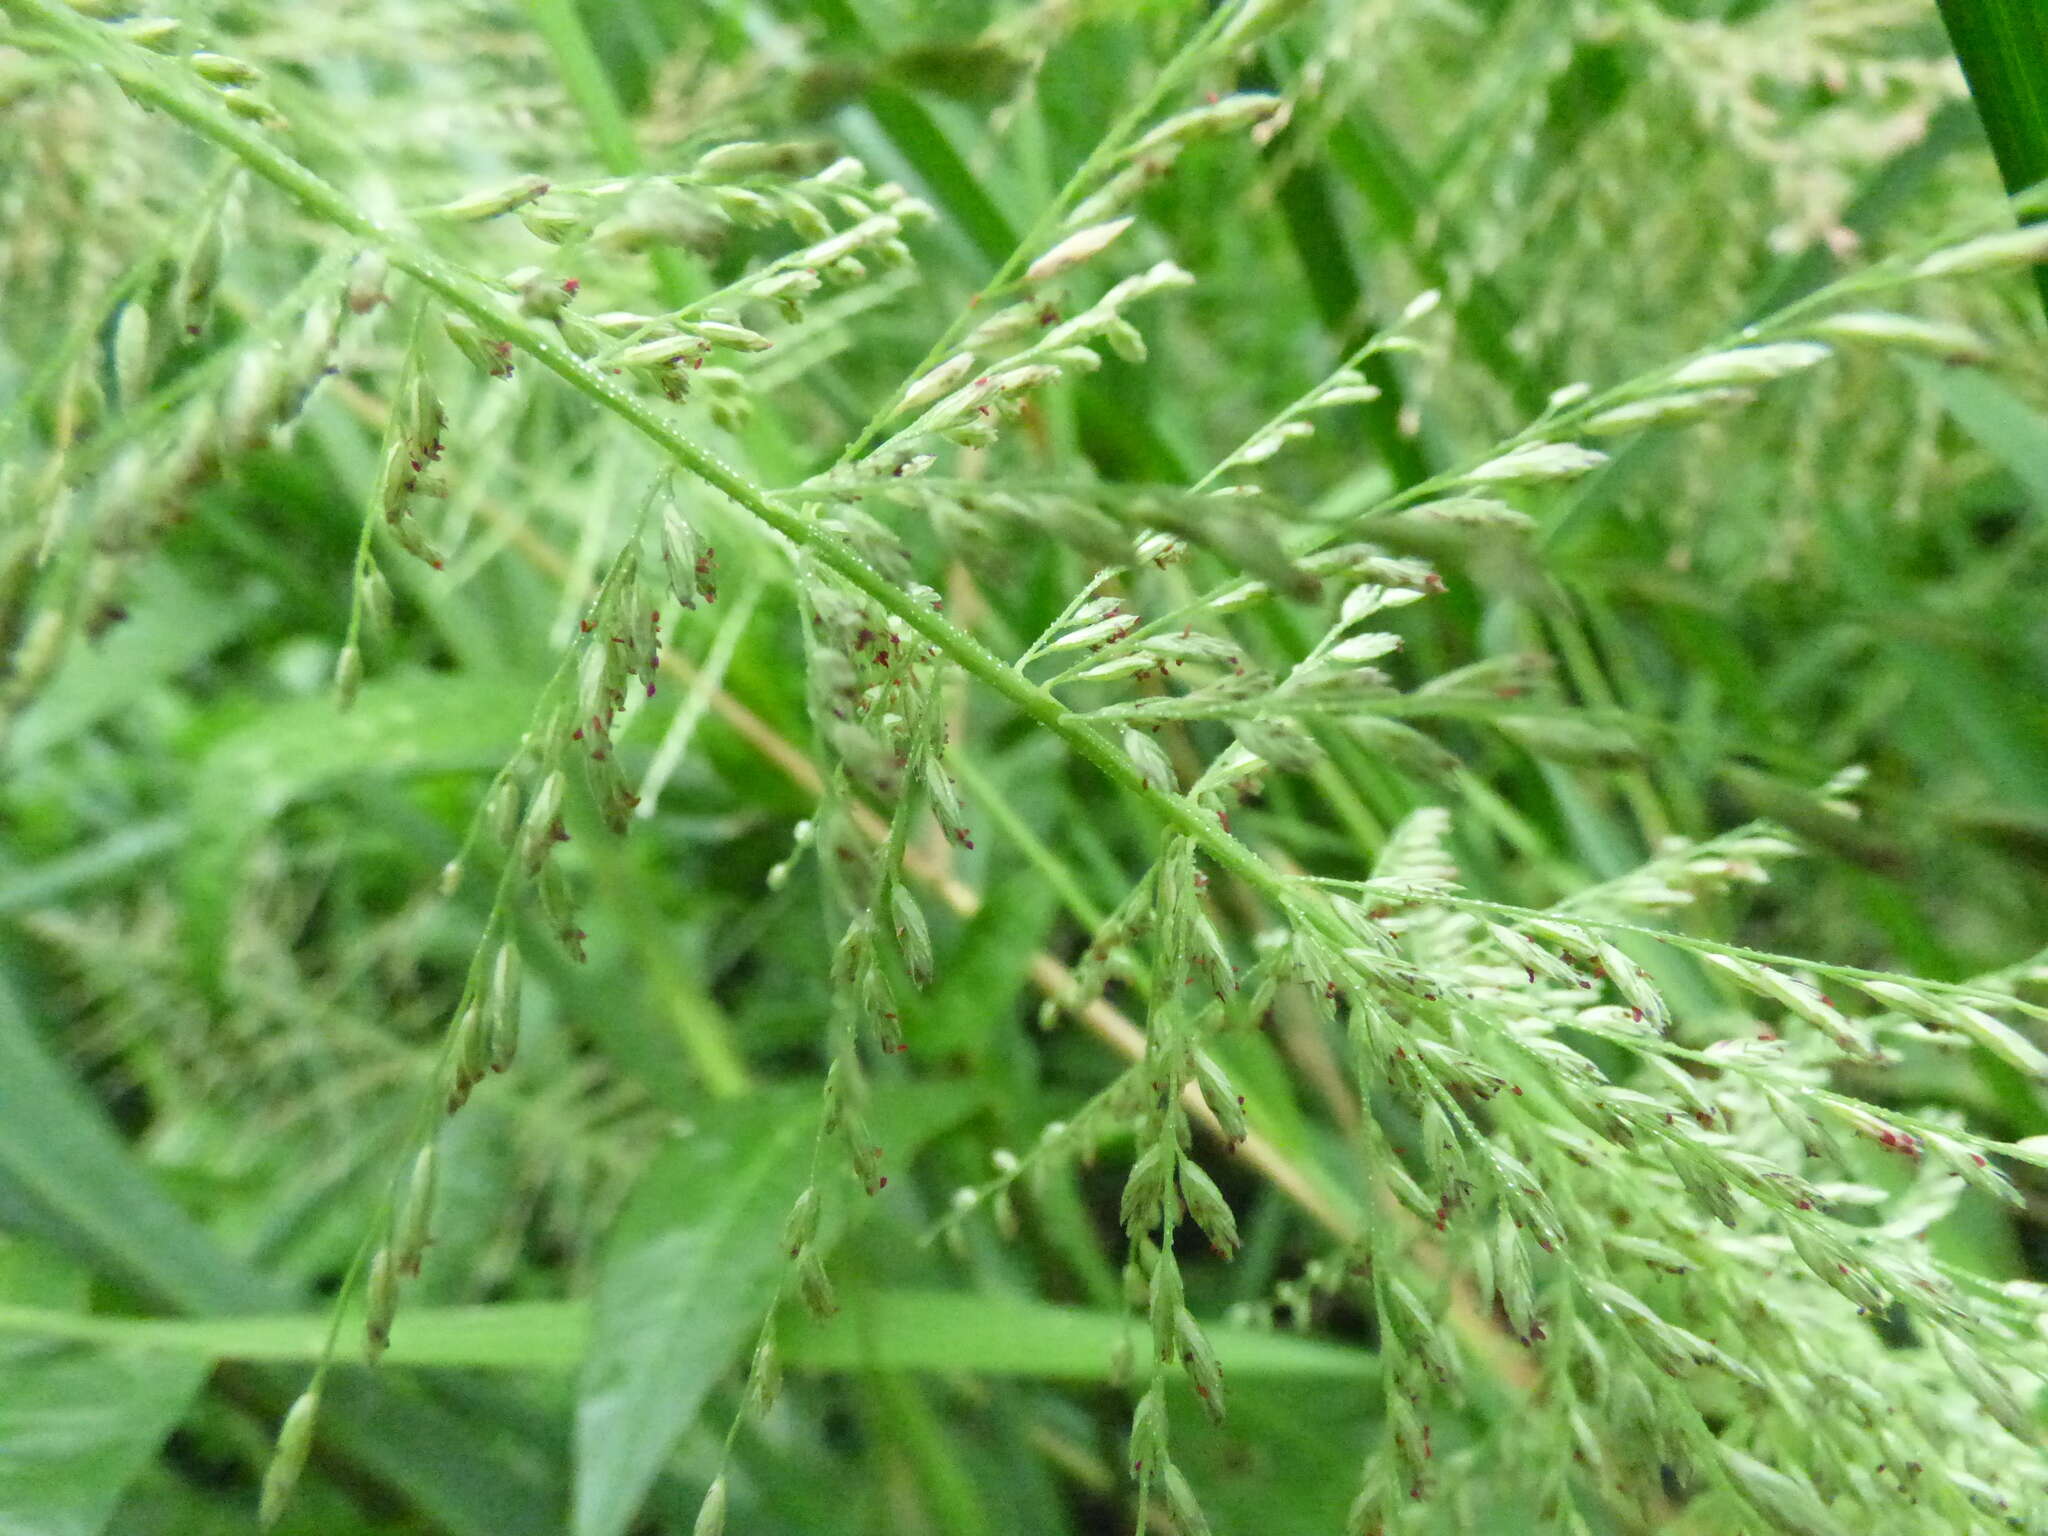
[1670,341,1830,387]
[395,1145,437,1276]
[258,1389,320,1530]
[1914,222,2048,278]
[1464,441,1608,485]
[1026,217,1135,283]
[333,644,362,710]
[365,1248,398,1361]
[428,175,551,223]
[487,944,522,1073]
[692,1474,728,1536]
[345,250,390,314]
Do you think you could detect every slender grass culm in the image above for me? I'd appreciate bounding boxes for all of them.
[3,2,2048,1534]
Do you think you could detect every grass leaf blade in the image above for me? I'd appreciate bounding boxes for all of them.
[1936,0,2048,314]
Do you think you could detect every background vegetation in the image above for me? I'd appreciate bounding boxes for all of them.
[2,0,2046,1533]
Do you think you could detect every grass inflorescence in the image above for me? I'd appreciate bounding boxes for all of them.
[4,2,2048,1534]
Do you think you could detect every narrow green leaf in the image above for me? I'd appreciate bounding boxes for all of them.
[1257,85,1432,488]
[778,1288,1377,1381]
[1937,0,2048,315]
[0,1290,1379,1382]
[793,0,1017,263]
[0,820,182,919]
[1322,101,1547,417]
[1901,357,2048,510]
[521,0,699,305]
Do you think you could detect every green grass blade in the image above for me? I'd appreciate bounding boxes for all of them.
[1902,357,2048,510]
[0,1289,1378,1381]
[522,0,699,304]
[1936,0,2048,315]
[0,973,569,1535]
[0,971,282,1316]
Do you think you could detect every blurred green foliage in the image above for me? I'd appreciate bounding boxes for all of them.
[1,0,2046,1532]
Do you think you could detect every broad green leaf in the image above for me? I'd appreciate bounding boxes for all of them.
[574,1093,815,1536]
[574,1083,979,1536]
[0,1339,207,1536]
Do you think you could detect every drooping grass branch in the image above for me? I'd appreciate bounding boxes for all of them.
[11,0,1393,1022]
[24,5,2048,1532]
